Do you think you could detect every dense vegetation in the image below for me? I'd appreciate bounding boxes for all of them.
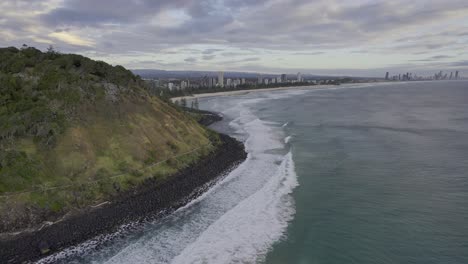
[0,46,137,146]
[0,46,215,231]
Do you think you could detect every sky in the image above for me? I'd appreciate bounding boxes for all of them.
[1,0,468,77]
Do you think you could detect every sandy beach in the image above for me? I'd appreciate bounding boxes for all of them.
[170,81,421,102]
[170,84,334,102]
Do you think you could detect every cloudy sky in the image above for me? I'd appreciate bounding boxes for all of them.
[1,0,468,76]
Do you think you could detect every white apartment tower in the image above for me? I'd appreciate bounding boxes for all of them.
[218,71,224,87]
[297,72,302,82]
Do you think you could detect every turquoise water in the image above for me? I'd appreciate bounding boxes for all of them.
[41,81,468,264]
[252,81,468,264]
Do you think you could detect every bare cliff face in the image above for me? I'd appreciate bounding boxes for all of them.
[0,47,215,232]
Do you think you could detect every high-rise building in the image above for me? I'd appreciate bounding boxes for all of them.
[385,72,389,80]
[218,71,224,87]
[277,76,281,83]
[226,78,232,87]
[449,72,453,79]
[264,78,269,85]
[201,76,208,87]
[297,72,302,82]
[257,74,263,84]
[455,71,459,79]
[281,74,287,83]
[241,78,246,85]
[234,79,241,87]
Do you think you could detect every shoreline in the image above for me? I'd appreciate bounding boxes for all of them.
[0,132,247,263]
[170,79,463,102]
[170,84,333,101]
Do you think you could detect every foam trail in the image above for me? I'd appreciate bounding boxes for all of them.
[94,97,295,264]
[38,89,303,264]
[171,152,297,264]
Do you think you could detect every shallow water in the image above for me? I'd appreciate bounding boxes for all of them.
[40,81,468,263]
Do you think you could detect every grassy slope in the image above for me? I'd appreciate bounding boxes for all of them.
[0,47,215,230]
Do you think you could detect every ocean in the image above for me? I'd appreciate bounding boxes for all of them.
[39,81,468,264]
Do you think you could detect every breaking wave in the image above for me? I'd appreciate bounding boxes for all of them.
[38,91,301,264]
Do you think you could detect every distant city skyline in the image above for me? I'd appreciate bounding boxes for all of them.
[1,0,468,77]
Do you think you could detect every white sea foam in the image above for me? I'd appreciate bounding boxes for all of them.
[171,151,297,264]
[284,135,292,144]
[99,97,296,264]
[37,91,301,264]
[168,97,299,264]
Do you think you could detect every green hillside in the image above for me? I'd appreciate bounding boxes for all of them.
[0,46,216,231]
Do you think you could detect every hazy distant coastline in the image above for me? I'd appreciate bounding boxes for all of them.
[170,79,467,102]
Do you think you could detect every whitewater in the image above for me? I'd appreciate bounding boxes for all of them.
[38,90,307,264]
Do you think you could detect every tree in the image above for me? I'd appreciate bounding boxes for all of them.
[46,45,55,54]
[46,45,60,60]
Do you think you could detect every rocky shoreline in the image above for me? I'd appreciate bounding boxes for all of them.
[0,132,246,263]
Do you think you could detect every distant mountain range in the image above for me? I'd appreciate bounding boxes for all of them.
[131,69,374,80]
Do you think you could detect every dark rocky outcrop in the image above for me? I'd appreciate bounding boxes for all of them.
[182,106,223,126]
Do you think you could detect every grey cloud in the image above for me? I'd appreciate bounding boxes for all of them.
[215,57,261,64]
[35,0,468,54]
[292,52,325,55]
[1,0,467,76]
[411,55,454,62]
[392,40,459,53]
[221,52,254,57]
[170,14,234,35]
[202,49,223,55]
[43,8,120,26]
[412,51,430,55]
[54,28,71,33]
[430,55,453,60]
[239,57,260,62]
[42,0,191,26]
[202,55,216,60]
[330,1,468,33]
[137,60,162,65]
[184,57,197,63]
[451,60,468,67]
